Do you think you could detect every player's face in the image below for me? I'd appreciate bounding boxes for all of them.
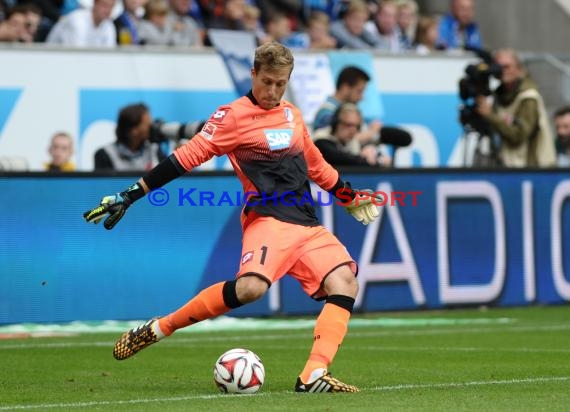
[251,66,291,110]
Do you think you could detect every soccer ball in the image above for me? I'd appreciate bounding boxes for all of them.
[213,348,265,394]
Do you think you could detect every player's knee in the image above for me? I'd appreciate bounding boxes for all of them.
[323,265,358,298]
[235,275,269,303]
[344,275,359,298]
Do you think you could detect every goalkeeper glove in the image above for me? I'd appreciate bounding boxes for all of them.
[83,182,145,230]
[337,184,383,225]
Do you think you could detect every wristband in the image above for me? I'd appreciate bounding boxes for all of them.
[329,178,356,200]
[142,154,185,191]
[122,182,145,204]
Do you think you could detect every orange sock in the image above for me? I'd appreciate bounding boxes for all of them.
[300,302,351,383]
[158,282,230,336]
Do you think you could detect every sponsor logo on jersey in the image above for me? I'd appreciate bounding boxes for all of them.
[284,107,293,122]
[241,251,254,265]
[212,110,226,121]
[200,122,217,140]
[264,129,293,151]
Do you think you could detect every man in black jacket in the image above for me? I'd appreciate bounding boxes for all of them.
[314,102,389,167]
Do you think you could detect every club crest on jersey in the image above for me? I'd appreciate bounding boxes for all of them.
[264,129,293,151]
[200,122,217,140]
[284,107,294,122]
[242,251,254,265]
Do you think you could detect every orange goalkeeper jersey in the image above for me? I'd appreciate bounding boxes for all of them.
[174,92,340,226]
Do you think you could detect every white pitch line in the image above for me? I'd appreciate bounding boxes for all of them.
[261,345,570,354]
[0,376,568,411]
[369,376,570,392]
[0,323,569,351]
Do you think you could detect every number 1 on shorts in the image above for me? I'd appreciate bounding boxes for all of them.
[260,246,268,265]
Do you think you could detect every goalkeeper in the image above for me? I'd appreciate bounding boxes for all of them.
[84,42,382,394]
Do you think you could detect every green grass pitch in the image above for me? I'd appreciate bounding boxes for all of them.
[1,305,569,411]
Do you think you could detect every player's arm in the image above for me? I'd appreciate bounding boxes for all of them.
[84,107,239,230]
[83,137,224,230]
[83,154,186,230]
[303,125,383,225]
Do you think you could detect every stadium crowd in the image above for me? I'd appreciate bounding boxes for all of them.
[1,0,567,170]
[0,0,482,53]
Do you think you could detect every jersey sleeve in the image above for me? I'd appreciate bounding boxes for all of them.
[173,105,239,172]
[303,123,339,190]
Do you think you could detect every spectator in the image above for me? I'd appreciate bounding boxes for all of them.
[313,65,411,158]
[264,12,291,44]
[21,3,43,42]
[305,10,336,49]
[195,0,225,28]
[46,0,117,47]
[157,0,202,47]
[314,102,390,167]
[365,0,404,53]
[437,0,481,50]
[0,5,31,42]
[137,0,169,44]
[242,3,269,45]
[45,132,75,172]
[25,0,63,41]
[300,0,348,23]
[554,106,570,167]
[395,0,417,50]
[267,12,336,50]
[114,0,146,45]
[475,48,556,167]
[94,103,167,171]
[329,0,375,49]
[414,15,439,55]
[255,0,303,32]
[204,0,246,45]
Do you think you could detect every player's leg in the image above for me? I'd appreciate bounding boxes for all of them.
[156,275,268,337]
[113,216,289,360]
[296,264,359,392]
[114,276,269,361]
[113,279,248,360]
[288,227,360,392]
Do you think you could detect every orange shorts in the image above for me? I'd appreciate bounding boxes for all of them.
[237,215,357,299]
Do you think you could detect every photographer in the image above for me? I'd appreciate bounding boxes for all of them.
[474,48,556,167]
[94,103,201,171]
[313,103,390,167]
[94,103,167,171]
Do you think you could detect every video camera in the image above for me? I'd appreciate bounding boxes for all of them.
[150,119,206,144]
[458,47,503,134]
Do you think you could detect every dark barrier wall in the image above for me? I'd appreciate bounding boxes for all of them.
[1,170,569,324]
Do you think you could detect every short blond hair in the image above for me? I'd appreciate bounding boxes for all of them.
[396,0,418,13]
[346,0,369,16]
[253,41,294,73]
[144,0,168,18]
[494,48,523,69]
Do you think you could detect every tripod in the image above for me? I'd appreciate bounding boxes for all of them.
[460,109,500,168]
